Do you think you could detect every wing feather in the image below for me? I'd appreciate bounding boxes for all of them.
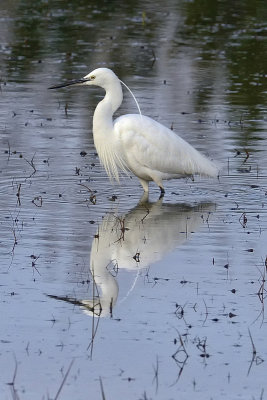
[114,115,218,178]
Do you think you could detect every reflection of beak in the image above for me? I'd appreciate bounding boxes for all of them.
[46,294,103,317]
[48,77,89,89]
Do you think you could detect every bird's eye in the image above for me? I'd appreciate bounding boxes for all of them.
[90,75,96,80]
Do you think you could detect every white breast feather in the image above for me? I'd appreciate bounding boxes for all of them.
[95,139,129,182]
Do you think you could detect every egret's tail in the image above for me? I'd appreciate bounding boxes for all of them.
[196,155,219,178]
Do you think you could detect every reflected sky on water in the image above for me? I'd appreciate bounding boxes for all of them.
[0,1,267,399]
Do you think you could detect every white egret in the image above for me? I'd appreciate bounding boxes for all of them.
[49,68,218,195]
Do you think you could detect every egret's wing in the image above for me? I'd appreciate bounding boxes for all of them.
[114,115,217,177]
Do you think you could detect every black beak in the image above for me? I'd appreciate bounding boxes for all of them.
[48,77,89,90]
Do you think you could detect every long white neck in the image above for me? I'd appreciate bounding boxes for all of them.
[92,80,123,138]
[92,79,125,182]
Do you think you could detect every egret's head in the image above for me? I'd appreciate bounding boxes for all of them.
[83,68,118,89]
[48,68,118,90]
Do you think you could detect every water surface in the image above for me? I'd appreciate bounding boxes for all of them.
[1,1,267,399]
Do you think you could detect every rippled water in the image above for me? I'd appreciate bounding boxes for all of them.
[1,1,267,399]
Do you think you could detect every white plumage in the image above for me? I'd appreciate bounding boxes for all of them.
[50,68,218,194]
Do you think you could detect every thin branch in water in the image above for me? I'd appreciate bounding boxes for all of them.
[54,360,74,400]
[87,315,100,358]
[8,210,21,258]
[7,356,20,400]
[113,215,129,242]
[24,153,37,176]
[87,266,101,359]
[174,303,188,326]
[99,377,106,400]
[257,264,266,304]
[31,254,41,276]
[152,355,159,394]
[151,48,156,67]
[171,330,189,385]
[79,183,97,204]
[239,212,247,228]
[16,184,21,207]
[243,149,250,163]
[10,226,18,254]
[252,262,267,326]
[32,196,43,207]
[7,140,11,161]
[202,299,209,326]
[195,336,210,365]
[247,328,264,376]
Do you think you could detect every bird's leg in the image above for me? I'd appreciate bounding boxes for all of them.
[159,186,165,199]
[138,191,149,205]
[139,178,149,192]
[151,175,165,197]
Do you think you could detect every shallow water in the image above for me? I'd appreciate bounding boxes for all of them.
[1,1,267,399]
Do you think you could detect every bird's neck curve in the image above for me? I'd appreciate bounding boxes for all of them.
[92,79,124,182]
[93,80,123,136]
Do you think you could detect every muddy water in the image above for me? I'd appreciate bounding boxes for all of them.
[1,1,267,399]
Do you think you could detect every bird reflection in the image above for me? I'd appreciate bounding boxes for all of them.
[48,196,215,317]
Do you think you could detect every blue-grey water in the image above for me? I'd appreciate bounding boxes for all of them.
[0,1,267,399]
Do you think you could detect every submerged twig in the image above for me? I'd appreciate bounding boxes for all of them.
[152,356,159,394]
[99,377,106,400]
[247,329,264,376]
[202,299,209,326]
[87,265,101,359]
[257,263,267,304]
[252,261,267,326]
[79,183,97,204]
[7,357,19,400]
[114,215,129,242]
[54,360,74,400]
[16,184,21,207]
[239,212,247,228]
[24,153,37,176]
[8,210,21,258]
[171,330,189,385]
